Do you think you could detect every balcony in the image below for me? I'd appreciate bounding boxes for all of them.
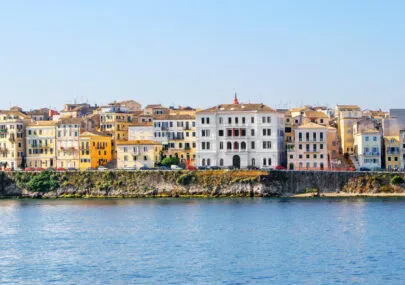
[364,152,380,157]
[387,150,400,155]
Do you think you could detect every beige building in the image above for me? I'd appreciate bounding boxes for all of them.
[116,140,162,169]
[287,122,329,170]
[303,111,330,126]
[353,128,381,169]
[335,105,361,154]
[384,136,400,171]
[0,110,30,169]
[153,114,197,165]
[56,118,82,169]
[26,121,57,168]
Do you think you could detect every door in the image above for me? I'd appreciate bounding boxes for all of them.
[232,155,241,169]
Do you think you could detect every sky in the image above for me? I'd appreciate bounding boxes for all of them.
[1,0,404,111]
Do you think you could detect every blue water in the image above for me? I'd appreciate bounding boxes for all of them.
[0,198,405,284]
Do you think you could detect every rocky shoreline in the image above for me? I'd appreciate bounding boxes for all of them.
[1,170,404,199]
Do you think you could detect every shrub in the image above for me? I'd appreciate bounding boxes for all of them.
[391,175,404,185]
[161,157,179,167]
[27,171,59,192]
[176,173,195,185]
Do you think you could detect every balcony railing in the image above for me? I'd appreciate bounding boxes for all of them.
[364,152,380,156]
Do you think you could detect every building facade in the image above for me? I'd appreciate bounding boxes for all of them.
[79,131,112,170]
[56,118,81,169]
[116,140,162,169]
[384,136,400,171]
[196,97,285,169]
[287,122,329,170]
[26,121,57,168]
[0,111,30,169]
[335,105,361,154]
[354,129,382,169]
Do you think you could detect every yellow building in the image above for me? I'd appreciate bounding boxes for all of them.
[116,140,162,169]
[79,131,112,170]
[384,136,400,171]
[26,121,57,169]
[335,105,361,154]
[0,110,31,169]
[56,118,82,169]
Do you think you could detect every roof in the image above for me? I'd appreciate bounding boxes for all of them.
[116,140,161,146]
[57,117,82,125]
[154,114,195,120]
[304,111,329,119]
[80,131,110,138]
[145,104,164,109]
[297,122,327,129]
[198,103,276,113]
[27,121,57,127]
[361,128,379,134]
[384,136,399,142]
[0,110,31,120]
[289,107,309,112]
[336,105,361,110]
[128,122,153,127]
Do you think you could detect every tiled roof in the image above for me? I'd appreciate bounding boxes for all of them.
[128,122,153,127]
[198,103,276,113]
[27,121,57,127]
[80,131,110,137]
[116,140,161,146]
[297,122,327,129]
[304,111,329,119]
[154,114,195,120]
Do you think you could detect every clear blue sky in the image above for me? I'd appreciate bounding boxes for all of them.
[1,0,404,111]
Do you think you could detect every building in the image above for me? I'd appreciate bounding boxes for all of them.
[384,136,400,171]
[335,105,361,154]
[116,140,162,169]
[119,100,142,112]
[353,128,382,170]
[400,130,405,171]
[128,123,154,141]
[287,122,329,170]
[327,127,339,161]
[153,114,197,165]
[0,110,30,169]
[144,104,169,116]
[79,131,112,170]
[196,96,285,169]
[26,121,57,168]
[303,111,330,126]
[56,118,82,169]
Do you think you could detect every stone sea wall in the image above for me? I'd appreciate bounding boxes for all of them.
[0,170,404,198]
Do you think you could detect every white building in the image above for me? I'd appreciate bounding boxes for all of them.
[400,130,405,171]
[195,96,285,169]
[354,128,382,169]
[128,123,155,141]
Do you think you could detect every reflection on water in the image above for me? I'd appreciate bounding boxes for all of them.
[0,198,404,284]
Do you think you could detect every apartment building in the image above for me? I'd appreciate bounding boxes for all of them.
[196,96,285,168]
[287,122,328,170]
[116,140,162,169]
[26,121,57,168]
[0,110,30,169]
[79,131,112,170]
[384,136,400,171]
[335,105,361,154]
[153,114,196,165]
[56,118,81,169]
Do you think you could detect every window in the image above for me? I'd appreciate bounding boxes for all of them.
[201,118,205,124]
[320,144,323,150]
[227,129,232,137]
[268,158,271,165]
[207,158,211,166]
[220,142,223,150]
[241,129,246,136]
[234,129,239,136]
[235,117,239,124]
[373,136,377,142]
[219,130,224,136]
[320,132,324,141]
[251,142,255,149]
[241,142,246,150]
[365,136,369,142]
[124,155,128,161]
[234,142,239,150]
[144,156,147,161]
[251,129,255,136]
[242,117,246,124]
[220,159,224,166]
[207,118,210,124]
[299,132,302,142]
[227,142,232,150]
[299,144,302,150]
[263,158,267,166]
[219,117,223,124]
[252,158,255,166]
[320,154,324,159]
[262,117,266,123]
[306,132,310,141]
[251,117,255,124]
[228,117,232,124]
[202,159,206,166]
[299,154,303,159]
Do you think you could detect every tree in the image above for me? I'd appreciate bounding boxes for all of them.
[161,157,179,167]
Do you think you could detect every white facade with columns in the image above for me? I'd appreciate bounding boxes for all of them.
[196,99,285,169]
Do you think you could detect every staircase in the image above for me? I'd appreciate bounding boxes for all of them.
[350,155,360,170]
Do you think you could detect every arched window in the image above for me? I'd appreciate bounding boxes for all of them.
[234,142,239,150]
[268,158,272,165]
[220,158,224,166]
[252,158,255,166]
[227,142,232,150]
[202,159,206,166]
[241,142,246,150]
[207,159,211,166]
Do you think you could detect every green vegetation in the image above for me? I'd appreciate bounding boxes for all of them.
[391,175,404,185]
[26,171,59,192]
[161,157,180,167]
